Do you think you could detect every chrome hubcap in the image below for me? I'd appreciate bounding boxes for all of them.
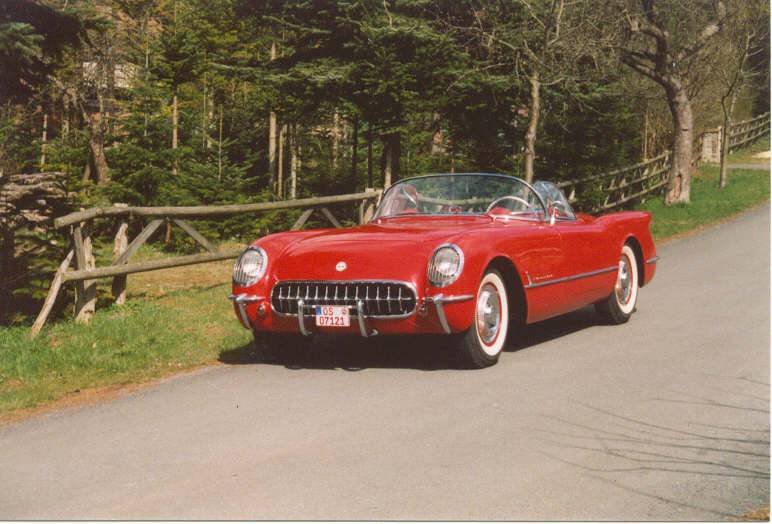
[615,255,633,305]
[476,283,501,344]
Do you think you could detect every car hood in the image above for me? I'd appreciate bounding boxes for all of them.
[271,216,492,283]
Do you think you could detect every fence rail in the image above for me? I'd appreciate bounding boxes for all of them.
[727,112,770,152]
[30,190,381,336]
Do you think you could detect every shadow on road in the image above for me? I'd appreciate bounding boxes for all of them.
[531,375,770,519]
[218,306,600,371]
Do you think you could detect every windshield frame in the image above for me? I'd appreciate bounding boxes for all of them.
[373,173,549,222]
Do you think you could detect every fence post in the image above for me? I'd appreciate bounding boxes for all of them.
[701,127,721,164]
[360,188,376,223]
[73,220,96,323]
[111,204,129,306]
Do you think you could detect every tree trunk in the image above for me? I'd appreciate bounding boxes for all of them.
[523,72,540,184]
[643,108,649,160]
[665,88,694,205]
[290,124,298,199]
[332,110,342,169]
[268,42,278,188]
[381,133,400,188]
[719,89,738,189]
[87,105,110,185]
[351,114,359,186]
[366,124,373,188]
[218,104,223,181]
[40,113,47,169]
[172,90,179,176]
[277,124,286,198]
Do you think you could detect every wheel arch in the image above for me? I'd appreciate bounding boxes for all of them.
[485,256,527,326]
[623,235,646,286]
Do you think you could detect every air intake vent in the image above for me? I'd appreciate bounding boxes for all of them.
[271,281,417,318]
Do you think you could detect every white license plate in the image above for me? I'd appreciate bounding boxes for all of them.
[315,305,351,327]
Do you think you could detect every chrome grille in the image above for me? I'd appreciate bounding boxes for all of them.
[271,280,417,318]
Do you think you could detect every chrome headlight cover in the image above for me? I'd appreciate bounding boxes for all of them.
[427,243,464,287]
[233,246,268,286]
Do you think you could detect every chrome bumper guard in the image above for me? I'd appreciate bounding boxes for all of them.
[232,292,473,337]
[228,293,264,328]
[423,294,474,334]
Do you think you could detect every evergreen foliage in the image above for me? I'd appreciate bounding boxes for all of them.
[0,0,768,324]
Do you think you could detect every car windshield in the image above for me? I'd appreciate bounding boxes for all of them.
[374,173,546,221]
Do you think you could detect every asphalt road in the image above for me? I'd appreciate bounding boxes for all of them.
[1,205,769,520]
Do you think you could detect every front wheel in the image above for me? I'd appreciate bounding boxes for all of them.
[457,269,510,368]
[596,244,639,324]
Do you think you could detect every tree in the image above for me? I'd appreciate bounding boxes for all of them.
[715,0,767,188]
[619,0,727,205]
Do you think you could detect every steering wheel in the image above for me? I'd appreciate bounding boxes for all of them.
[486,195,533,213]
[400,185,418,206]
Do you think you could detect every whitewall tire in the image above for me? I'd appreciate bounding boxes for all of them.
[596,244,639,324]
[457,269,509,368]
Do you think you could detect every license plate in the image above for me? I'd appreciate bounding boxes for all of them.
[315,305,350,327]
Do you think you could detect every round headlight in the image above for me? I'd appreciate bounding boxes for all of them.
[233,246,268,286]
[428,244,464,287]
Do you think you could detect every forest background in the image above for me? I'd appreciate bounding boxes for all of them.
[1,0,769,325]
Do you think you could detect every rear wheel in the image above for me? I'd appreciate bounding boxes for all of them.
[596,244,639,324]
[457,269,510,368]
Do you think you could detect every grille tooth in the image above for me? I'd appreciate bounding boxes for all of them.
[271,281,416,317]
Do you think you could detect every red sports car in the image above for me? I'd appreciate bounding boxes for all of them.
[230,173,657,368]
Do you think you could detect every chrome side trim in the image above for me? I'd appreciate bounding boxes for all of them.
[523,266,618,289]
[297,299,311,336]
[228,294,264,328]
[425,294,475,334]
[646,256,659,264]
[270,280,418,319]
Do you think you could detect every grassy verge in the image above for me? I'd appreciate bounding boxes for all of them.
[0,285,251,418]
[641,164,770,239]
[0,145,769,420]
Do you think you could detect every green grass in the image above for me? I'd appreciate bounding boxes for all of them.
[0,143,769,419]
[641,164,770,239]
[0,285,251,416]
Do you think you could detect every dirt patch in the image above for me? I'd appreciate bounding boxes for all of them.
[740,506,769,521]
[753,151,770,159]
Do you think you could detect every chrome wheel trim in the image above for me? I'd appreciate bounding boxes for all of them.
[615,255,633,306]
[476,283,502,345]
[474,272,509,357]
[615,246,639,315]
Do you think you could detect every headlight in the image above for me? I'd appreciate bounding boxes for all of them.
[233,246,268,286]
[428,244,464,287]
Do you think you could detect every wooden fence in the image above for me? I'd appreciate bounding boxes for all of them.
[559,112,770,212]
[726,112,771,153]
[30,191,381,336]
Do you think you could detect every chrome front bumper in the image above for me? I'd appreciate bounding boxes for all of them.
[229,292,474,337]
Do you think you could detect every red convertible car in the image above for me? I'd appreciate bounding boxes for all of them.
[230,173,657,368]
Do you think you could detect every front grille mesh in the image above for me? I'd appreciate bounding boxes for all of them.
[271,281,417,317]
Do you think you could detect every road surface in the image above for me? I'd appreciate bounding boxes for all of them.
[1,204,769,520]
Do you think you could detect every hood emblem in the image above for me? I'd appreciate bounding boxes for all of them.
[336,261,347,272]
